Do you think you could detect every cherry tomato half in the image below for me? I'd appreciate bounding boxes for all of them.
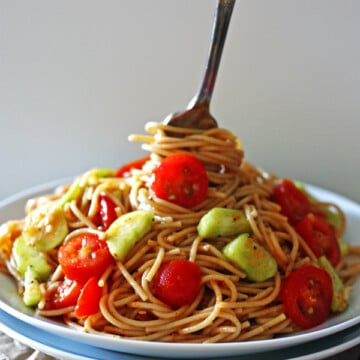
[295,213,341,266]
[74,276,103,318]
[58,233,113,283]
[93,194,117,230]
[153,259,202,309]
[45,277,82,310]
[151,153,208,208]
[281,265,333,329]
[116,155,150,177]
[273,179,312,225]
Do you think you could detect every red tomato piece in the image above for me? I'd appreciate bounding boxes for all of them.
[58,233,113,283]
[281,265,333,329]
[45,277,82,310]
[116,155,150,177]
[273,179,312,225]
[295,213,341,266]
[74,277,103,318]
[151,153,208,208]
[153,259,202,309]
[93,194,117,230]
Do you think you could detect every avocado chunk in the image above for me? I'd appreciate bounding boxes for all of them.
[295,182,342,229]
[338,238,349,258]
[59,177,82,207]
[318,255,348,312]
[86,167,116,179]
[12,236,52,279]
[197,207,252,238]
[59,168,116,206]
[223,233,277,282]
[105,210,154,261]
[22,202,68,252]
[23,266,42,306]
[12,236,52,307]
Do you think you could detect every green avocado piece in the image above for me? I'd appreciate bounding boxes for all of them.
[338,238,349,258]
[318,255,348,312]
[295,182,342,229]
[59,168,116,206]
[22,202,68,252]
[12,236,51,280]
[23,266,42,306]
[59,177,82,207]
[197,207,251,238]
[223,233,277,282]
[105,210,154,261]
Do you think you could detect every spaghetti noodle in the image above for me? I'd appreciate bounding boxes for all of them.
[0,121,359,343]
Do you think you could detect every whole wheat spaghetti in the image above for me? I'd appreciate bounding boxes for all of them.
[0,121,359,343]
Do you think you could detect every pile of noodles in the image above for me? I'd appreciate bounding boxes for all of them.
[1,121,360,343]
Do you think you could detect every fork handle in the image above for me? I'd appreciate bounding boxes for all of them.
[188,0,235,109]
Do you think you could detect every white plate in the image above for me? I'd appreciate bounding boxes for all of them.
[1,308,360,360]
[0,180,360,359]
[0,309,149,360]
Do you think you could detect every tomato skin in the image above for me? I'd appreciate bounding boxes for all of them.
[151,153,208,208]
[153,259,202,309]
[98,194,117,230]
[273,179,312,225]
[58,233,113,283]
[281,265,333,329]
[295,213,341,266]
[92,194,117,230]
[74,277,103,318]
[116,156,150,177]
[45,278,82,310]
